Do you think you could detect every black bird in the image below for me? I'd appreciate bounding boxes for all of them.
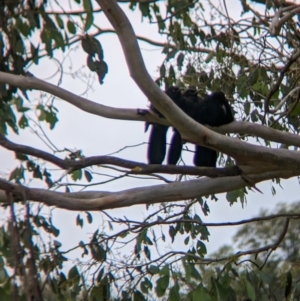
[192,91,234,167]
[146,87,234,167]
[147,86,182,164]
[194,91,234,126]
[167,89,234,167]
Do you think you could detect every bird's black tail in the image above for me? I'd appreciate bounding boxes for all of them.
[194,146,217,167]
[167,129,182,165]
[147,124,169,164]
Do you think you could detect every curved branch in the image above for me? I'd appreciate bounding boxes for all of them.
[0,170,298,211]
[0,132,242,177]
[0,72,162,124]
[264,50,300,115]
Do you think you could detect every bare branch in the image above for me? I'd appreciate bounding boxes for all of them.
[269,5,300,36]
[218,121,300,147]
[0,72,162,124]
[0,132,243,176]
[264,50,300,116]
[0,170,298,211]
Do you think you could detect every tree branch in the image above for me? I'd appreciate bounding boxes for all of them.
[0,72,165,124]
[0,132,243,176]
[2,72,300,149]
[218,121,300,147]
[0,170,298,211]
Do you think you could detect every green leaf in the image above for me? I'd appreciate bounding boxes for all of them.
[144,246,151,260]
[139,3,150,18]
[148,265,159,275]
[246,279,256,301]
[85,13,94,31]
[196,240,207,257]
[226,188,246,206]
[159,264,169,277]
[71,169,82,181]
[84,170,93,182]
[16,18,31,37]
[169,225,176,242]
[68,265,79,280]
[87,55,97,71]
[82,37,95,55]
[55,15,64,29]
[155,275,169,297]
[9,166,25,181]
[184,236,189,245]
[258,270,272,284]
[285,270,292,298]
[193,285,211,301]
[190,265,202,280]
[15,38,25,55]
[156,15,166,31]
[249,68,259,85]
[15,152,28,161]
[76,214,84,228]
[83,0,92,13]
[30,42,39,64]
[133,290,145,301]
[0,268,8,284]
[86,212,93,224]
[169,285,180,301]
[96,60,108,84]
[90,243,106,262]
[18,114,29,129]
[67,20,76,34]
[53,240,62,248]
[177,52,184,70]
[183,13,192,27]
[140,277,152,294]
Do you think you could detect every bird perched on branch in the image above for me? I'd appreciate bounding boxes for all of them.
[146,86,234,167]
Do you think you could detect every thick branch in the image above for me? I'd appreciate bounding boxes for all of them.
[0,72,163,124]
[0,170,298,211]
[218,121,300,147]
